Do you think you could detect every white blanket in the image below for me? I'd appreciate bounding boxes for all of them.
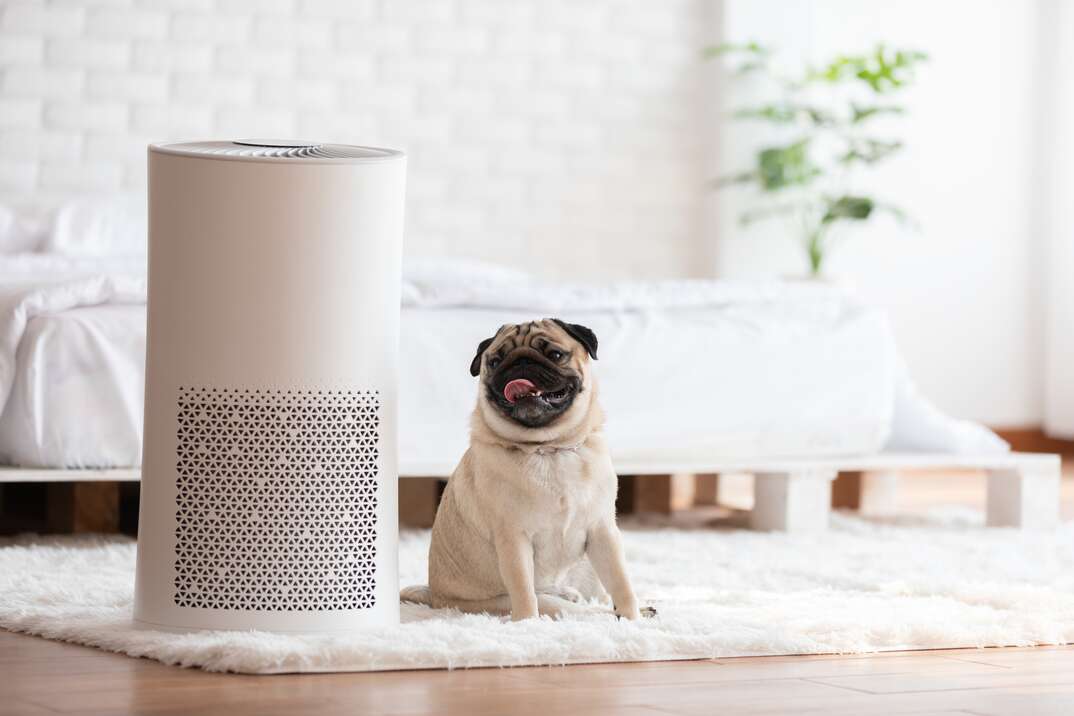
[0,255,1006,469]
[0,256,145,413]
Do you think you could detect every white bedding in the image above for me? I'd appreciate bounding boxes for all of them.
[0,255,1006,469]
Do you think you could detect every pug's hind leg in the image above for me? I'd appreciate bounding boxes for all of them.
[564,558,610,604]
[536,593,590,619]
[436,595,513,617]
[538,585,585,603]
[434,593,585,619]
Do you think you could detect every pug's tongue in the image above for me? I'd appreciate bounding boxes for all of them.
[504,378,539,404]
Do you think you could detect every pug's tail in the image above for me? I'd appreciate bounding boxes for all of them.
[400,585,434,605]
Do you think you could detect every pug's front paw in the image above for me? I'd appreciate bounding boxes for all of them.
[613,601,641,621]
[511,602,540,621]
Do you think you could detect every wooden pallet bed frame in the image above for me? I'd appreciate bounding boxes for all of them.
[1,451,1061,533]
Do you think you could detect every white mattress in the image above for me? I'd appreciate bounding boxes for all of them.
[0,303,145,467]
[0,255,1007,470]
[402,305,896,472]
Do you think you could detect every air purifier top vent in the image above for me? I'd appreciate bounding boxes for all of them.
[150,140,404,164]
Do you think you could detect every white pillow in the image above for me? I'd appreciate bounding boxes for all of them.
[0,203,52,254]
[45,195,148,257]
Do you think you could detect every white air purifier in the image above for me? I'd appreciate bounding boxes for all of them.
[134,140,406,633]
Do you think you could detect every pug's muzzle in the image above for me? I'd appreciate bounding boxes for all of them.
[486,356,579,427]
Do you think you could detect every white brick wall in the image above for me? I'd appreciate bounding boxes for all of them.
[0,0,710,279]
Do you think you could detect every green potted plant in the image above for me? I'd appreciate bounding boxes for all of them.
[708,42,927,277]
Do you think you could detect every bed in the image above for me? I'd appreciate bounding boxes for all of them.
[0,249,1057,532]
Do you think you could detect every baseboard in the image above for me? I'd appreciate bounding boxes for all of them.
[992,427,1074,456]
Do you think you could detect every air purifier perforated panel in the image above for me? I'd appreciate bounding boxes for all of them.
[173,388,380,612]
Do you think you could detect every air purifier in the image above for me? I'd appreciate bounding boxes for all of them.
[134,140,406,633]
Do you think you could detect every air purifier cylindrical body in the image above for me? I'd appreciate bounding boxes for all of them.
[134,140,405,632]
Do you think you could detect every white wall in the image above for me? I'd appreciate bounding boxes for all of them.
[1,0,1058,427]
[0,0,711,279]
[1041,0,1074,437]
[718,0,1045,426]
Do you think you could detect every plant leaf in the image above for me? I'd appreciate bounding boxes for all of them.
[806,45,927,93]
[711,171,759,188]
[757,139,821,191]
[703,41,768,58]
[873,202,917,229]
[738,203,801,226]
[840,138,903,165]
[703,41,773,75]
[850,104,905,123]
[733,103,836,126]
[821,196,874,223]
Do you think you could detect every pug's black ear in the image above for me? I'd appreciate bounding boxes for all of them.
[552,319,598,360]
[469,336,495,377]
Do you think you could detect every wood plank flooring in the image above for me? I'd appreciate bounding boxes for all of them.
[3,631,1074,716]
[3,467,1072,716]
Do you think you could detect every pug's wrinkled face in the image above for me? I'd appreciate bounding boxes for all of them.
[470,319,598,429]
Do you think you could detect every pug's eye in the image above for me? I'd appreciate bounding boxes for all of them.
[547,350,565,362]
[488,355,502,369]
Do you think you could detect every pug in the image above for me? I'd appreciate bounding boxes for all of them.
[401,318,651,621]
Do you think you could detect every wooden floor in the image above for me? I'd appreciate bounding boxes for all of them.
[4,630,1074,716]
[3,467,1073,716]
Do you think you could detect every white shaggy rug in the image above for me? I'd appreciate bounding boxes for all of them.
[2,511,1073,673]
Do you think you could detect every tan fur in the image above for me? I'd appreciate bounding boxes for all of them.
[400,320,642,621]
